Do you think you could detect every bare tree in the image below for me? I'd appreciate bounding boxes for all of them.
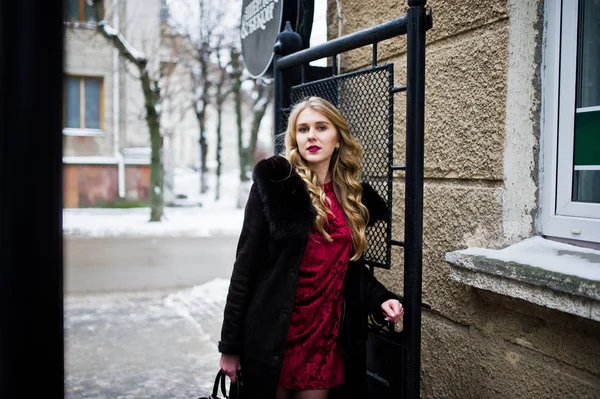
[157,26,200,205]
[169,0,273,206]
[247,80,273,167]
[213,40,233,201]
[93,0,164,221]
[230,47,246,182]
[180,0,227,194]
[191,42,212,194]
[230,48,273,183]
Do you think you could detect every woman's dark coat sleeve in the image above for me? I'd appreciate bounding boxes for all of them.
[218,183,269,355]
[363,268,403,324]
[361,182,403,323]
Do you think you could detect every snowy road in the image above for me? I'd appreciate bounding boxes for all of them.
[62,170,246,398]
[64,234,239,398]
[65,236,237,294]
[65,279,229,398]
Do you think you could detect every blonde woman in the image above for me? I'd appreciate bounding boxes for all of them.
[219,97,403,399]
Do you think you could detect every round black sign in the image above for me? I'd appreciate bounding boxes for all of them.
[240,0,299,78]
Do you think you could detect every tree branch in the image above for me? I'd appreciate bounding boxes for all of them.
[96,20,148,67]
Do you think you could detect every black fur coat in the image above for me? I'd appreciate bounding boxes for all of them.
[219,155,399,398]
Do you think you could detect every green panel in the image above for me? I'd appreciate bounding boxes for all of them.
[574,110,600,166]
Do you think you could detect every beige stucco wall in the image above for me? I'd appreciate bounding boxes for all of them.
[328,0,600,397]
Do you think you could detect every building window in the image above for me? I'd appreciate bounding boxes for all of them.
[541,0,600,243]
[572,0,600,204]
[160,0,170,23]
[64,76,103,130]
[65,0,97,23]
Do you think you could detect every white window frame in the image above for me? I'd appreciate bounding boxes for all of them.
[63,127,104,137]
[540,0,600,243]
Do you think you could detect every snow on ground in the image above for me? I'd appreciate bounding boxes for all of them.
[63,169,247,238]
[65,277,230,398]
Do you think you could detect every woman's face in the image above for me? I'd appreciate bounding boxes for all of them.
[295,107,340,171]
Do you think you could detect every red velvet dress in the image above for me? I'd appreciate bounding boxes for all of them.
[278,181,352,390]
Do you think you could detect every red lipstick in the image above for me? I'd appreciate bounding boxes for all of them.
[307,146,320,152]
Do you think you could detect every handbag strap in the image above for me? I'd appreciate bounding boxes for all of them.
[221,371,229,398]
[211,369,241,399]
[210,370,225,398]
[224,371,242,399]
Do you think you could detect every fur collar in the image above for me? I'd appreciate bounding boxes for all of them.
[252,155,387,240]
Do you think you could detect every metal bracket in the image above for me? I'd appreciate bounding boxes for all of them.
[391,86,407,94]
[425,7,433,31]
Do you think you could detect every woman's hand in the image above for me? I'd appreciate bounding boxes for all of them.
[220,353,241,383]
[381,299,404,323]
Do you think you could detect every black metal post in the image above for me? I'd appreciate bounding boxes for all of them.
[273,22,302,155]
[404,1,426,398]
[273,51,284,155]
[0,0,65,398]
[278,15,408,70]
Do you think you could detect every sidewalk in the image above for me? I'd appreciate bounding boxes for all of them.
[65,279,229,398]
[63,205,244,238]
[63,170,243,398]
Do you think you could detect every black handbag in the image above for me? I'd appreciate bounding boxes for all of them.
[198,369,241,399]
[365,316,405,399]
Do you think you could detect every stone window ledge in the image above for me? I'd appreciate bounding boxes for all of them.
[445,236,600,321]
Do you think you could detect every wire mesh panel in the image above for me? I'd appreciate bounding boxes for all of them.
[290,65,394,269]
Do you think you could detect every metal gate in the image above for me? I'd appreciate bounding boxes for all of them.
[272,1,432,398]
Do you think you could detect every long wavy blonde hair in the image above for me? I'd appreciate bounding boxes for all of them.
[283,97,369,261]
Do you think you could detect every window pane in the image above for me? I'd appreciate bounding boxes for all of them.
[84,2,97,23]
[65,77,80,128]
[84,79,101,129]
[65,0,79,21]
[576,0,600,108]
[572,0,600,203]
[572,110,600,203]
[573,170,600,203]
[574,110,600,166]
